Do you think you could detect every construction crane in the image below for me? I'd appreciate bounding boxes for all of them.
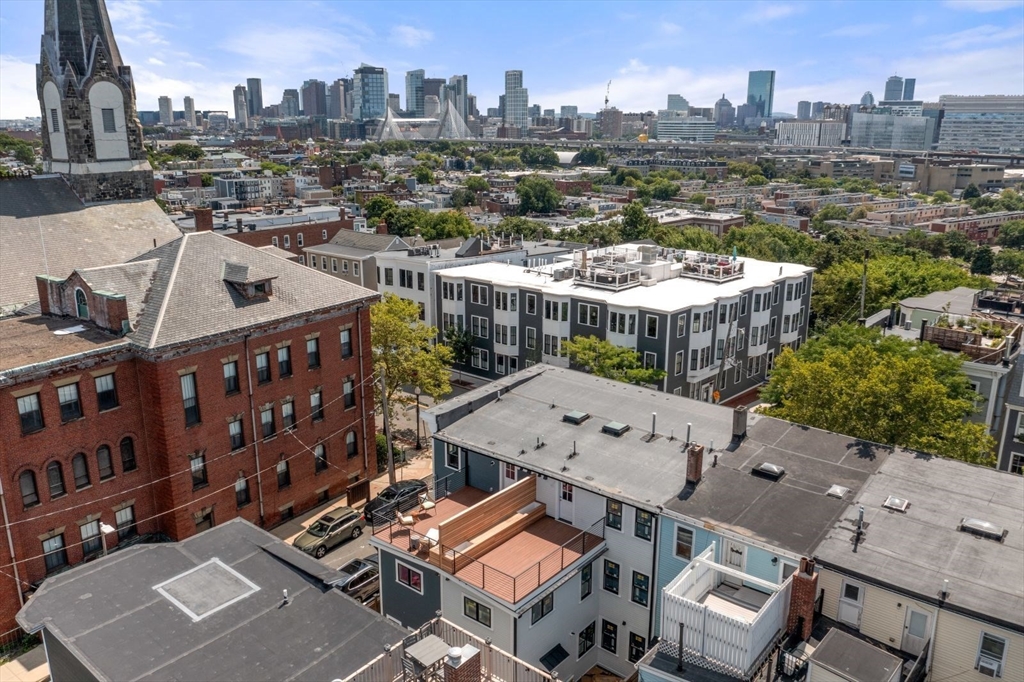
[605,80,612,109]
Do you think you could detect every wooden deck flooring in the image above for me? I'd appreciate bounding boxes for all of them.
[372,486,489,549]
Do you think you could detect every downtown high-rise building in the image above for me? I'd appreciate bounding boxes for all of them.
[423,78,445,102]
[560,105,578,119]
[902,78,916,101]
[158,95,173,125]
[713,94,734,128]
[328,79,346,119]
[503,70,529,132]
[811,101,825,118]
[448,74,469,124]
[183,96,196,127]
[353,64,388,121]
[232,85,248,127]
[937,95,1024,154]
[388,93,401,113]
[884,75,904,102]
[301,79,327,117]
[667,94,689,112]
[246,78,263,118]
[746,70,775,117]
[405,69,425,117]
[281,89,300,117]
[797,101,811,120]
[860,91,875,107]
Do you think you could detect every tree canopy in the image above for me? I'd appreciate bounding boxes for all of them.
[562,335,666,386]
[516,175,563,214]
[464,176,489,193]
[0,133,36,165]
[761,325,995,464]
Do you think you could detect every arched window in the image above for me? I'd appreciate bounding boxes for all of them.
[19,471,39,508]
[47,462,66,498]
[97,446,114,480]
[75,288,89,319]
[346,432,358,459]
[72,453,90,489]
[120,437,137,472]
[314,443,327,472]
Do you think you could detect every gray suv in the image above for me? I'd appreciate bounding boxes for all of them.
[292,507,365,559]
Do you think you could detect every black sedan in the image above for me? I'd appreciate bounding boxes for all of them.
[363,479,429,522]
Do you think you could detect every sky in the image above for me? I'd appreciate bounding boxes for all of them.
[1,0,1022,120]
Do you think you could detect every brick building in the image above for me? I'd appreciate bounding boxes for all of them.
[0,232,378,631]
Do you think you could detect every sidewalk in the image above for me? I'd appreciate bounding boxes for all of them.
[0,643,48,682]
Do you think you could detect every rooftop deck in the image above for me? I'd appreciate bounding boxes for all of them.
[0,315,124,373]
[372,478,603,604]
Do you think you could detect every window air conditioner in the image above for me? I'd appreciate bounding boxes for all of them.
[978,658,1001,678]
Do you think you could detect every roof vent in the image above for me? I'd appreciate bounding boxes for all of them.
[562,410,591,425]
[959,518,1006,542]
[602,421,631,437]
[826,485,850,499]
[753,462,785,481]
[882,495,910,513]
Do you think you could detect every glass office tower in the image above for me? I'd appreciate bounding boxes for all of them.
[746,70,775,118]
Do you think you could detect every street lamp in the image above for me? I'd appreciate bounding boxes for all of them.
[99,523,116,557]
[414,386,422,450]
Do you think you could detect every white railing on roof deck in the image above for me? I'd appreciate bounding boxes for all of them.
[659,541,791,678]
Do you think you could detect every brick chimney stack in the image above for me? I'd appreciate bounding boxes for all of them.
[786,557,818,641]
[194,207,213,232]
[443,647,481,682]
[686,444,704,485]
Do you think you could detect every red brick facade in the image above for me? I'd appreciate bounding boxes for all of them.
[224,218,354,259]
[786,557,819,640]
[0,305,376,632]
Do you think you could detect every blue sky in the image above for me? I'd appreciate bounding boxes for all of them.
[1,0,1022,119]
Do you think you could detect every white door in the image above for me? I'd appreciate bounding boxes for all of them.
[701,382,713,403]
[501,462,517,489]
[559,482,574,524]
[901,607,930,657]
[722,541,745,587]
[838,580,863,629]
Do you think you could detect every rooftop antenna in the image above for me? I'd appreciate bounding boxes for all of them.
[605,80,612,109]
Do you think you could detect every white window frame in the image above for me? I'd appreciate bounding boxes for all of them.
[646,314,658,338]
[977,632,1008,677]
[445,442,462,470]
[297,232,304,247]
[677,313,687,337]
[396,560,424,594]
[579,303,599,327]
[283,234,291,248]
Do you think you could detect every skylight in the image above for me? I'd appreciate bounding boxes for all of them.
[882,496,910,513]
[826,485,850,499]
[562,410,590,425]
[753,462,785,480]
[602,421,630,437]
[959,518,1006,542]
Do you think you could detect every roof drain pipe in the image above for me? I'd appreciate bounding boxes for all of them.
[357,303,370,474]
[244,332,266,525]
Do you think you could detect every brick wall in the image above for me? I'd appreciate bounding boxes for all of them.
[225,217,354,258]
[786,557,819,641]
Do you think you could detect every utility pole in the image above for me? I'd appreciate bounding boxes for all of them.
[858,248,869,325]
[380,366,397,485]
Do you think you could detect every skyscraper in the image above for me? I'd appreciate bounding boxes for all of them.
[797,101,811,120]
[158,96,173,125]
[388,93,401,113]
[232,85,248,128]
[281,89,300,117]
[405,69,425,117]
[301,79,327,117]
[353,64,388,121]
[448,74,469,125]
[423,78,445,103]
[560,105,578,119]
[746,70,775,117]
[246,78,263,118]
[503,70,529,132]
[328,79,346,119]
[884,75,904,102]
[860,91,875,107]
[424,95,441,118]
[667,94,689,112]
[937,95,1024,154]
[902,78,916,101]
[713,94,734,128]
[183,96,196,127]
[811,101,825,118]
[467,94,478,119]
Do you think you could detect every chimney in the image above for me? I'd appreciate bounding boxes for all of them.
[580,248,588,272]
[686,444,704,486]
[377,220,389,235]
[194,207,213,232]
[235,217,244,233]
[786,557,818,641]
[732,405,748,443]
[35,276,55,316]
[443,645,481,682]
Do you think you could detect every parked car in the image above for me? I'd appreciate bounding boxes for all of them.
[363,479,429,522]
[292,507,365,559]
[333,556,380,604]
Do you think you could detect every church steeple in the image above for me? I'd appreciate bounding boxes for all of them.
[37,0,153,203]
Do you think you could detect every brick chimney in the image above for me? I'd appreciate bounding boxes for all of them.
[786,557,818,641]
[686,444,704,485]
[443,646,481,682]
[194,207,213,232]
[377,220,389,235]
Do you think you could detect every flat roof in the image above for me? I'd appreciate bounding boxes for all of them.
[900,286,979,316]
[809,629,903,682]
[437,255,812,314]
[814,449,1024,631]
[0,315,125,373]
[428,365,739,511]
[17,519,407,682]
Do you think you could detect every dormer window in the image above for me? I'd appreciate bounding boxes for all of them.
[75,289,89,319]
[254,283,267,295]
[221,261,276,300]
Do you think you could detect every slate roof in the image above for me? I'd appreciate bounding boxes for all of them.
[0,177,181,314]
[75,260,159,328]
[814,449,1024,631]
[125,232,378,349]
[16,519,407,682]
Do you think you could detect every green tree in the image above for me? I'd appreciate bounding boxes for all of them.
[562,335,666,386]
[723,223,817,265]
[621,201,657,241]
[931,190,953,204]
[496,216,553,239]
[943,230,976,261]
[994,249,1024,277]
[962,183,981,200]
[745,174,769,187]
[651,180,680,200]
[849,205,869,220]
[371,293,453,433]
[996,220,1024,249]
[259,161,290,176]
[475,152,496,170]
[572,206,597,218]
[520,146,559,167]
[576,147,608,166]
[364,195,397,221]
[442,324,474,383]
[516,175,563,214]
[200,173,214,187]
[727,161,761,178]
[450,188,477,209]
[689,192,707,205]
[167,142,205,160]
[653,226,723,252]
[412,165,435,184]
[971,246,994,275]
[464,176,489,192]
[811,203,850,231]
[761,326,995,464]
[422,210,475,240]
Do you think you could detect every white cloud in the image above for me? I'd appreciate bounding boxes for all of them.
[943,0,1023,12]
[619,58,650,74]
[390,25,433,48]
[743,3,801,22]
[147,57,165,65]
[930,23,1024,49]
[826,23,889,38]
[659,21,682,36]
[0,55,38,119]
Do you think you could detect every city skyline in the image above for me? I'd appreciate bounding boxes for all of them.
[1,0,1022,120]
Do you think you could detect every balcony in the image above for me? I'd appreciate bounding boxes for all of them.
[676,252,745,283]
[658,543,791,678]
[921,318,1021,364]
[371,474,604,604]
